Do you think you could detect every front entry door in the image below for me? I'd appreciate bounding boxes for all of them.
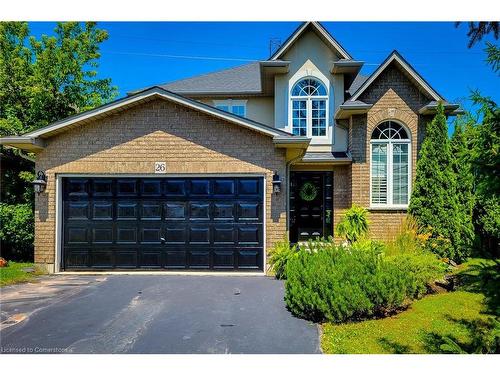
[290,171,333,243]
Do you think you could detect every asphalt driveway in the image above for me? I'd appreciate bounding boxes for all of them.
[0,275,320,354]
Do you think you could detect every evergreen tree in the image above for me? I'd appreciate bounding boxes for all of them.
[409,103,464,261]
[469,93,500,256]
[450,121,475,256]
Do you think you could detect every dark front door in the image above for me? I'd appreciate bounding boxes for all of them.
[290,171,333,243]
[62,177,264,271]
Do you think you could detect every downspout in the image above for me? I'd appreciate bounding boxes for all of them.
[285,148,307,234]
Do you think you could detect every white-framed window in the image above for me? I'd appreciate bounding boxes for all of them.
[370,121,411,208]
[289,78,328,137]
[213,99,247,117]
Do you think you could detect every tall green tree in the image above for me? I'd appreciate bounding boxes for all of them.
[450,121,475,255]
[0,21,116,137]
[0,22,116,261]
[409,103,465,261]
[469,93,500,255]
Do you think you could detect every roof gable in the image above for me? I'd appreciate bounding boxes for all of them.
[24,87,292,139]
[348,50,443,102]
[270,22,352,61]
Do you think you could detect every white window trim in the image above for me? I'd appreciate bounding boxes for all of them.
[369,134,411,210]
[213,99,247,117]
[288,77,330,140]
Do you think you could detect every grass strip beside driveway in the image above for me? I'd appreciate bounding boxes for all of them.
[0,262,46,287]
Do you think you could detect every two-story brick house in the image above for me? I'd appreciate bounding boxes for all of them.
[0,22,461,273]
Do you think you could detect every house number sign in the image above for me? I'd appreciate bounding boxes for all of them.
[154,162,167,174]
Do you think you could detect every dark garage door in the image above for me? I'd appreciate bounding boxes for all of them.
[62,177,264,271]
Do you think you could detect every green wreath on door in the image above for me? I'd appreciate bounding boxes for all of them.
[299,182,318,201]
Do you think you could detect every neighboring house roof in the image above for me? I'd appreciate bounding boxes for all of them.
[129,62,262,96]
[348,50,443,102]
[0,87,310,152]
[270,21,352,60]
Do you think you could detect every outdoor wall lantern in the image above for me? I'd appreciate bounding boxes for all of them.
[272,172,282,194]
[32,171,47,194]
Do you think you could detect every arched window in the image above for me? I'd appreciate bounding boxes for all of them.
[290,78,328,137]
[371,121,411,206]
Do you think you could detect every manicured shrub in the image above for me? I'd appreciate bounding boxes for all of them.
[335,205,369,243]
[268,239,299,279]
[0,203,34,261]
[284,240,445,323]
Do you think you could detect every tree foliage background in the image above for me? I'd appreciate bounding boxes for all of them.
[411,22,499,260]
[0,22,116,260]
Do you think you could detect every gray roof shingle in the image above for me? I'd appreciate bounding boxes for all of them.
[130,62,262,96]
[347,74,369,96]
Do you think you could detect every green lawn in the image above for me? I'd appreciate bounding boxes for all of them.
[0,262,46,287]
[321,258,499,354]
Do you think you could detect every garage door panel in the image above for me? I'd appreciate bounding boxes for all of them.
[189,202,210,220]
[238,249,261,269]
[63,177,264,271]
[165,223,188,244]
[140,223,162,244]
[141,179,162,196]
[66,226,89,244]
[165,250,187,268]
[237,226,261,245]
[165,180,187,197]
[189,225,211,244]
[91,249,114,268]
[91,225,114,244]
[188,250,211,269]
[213,202,235,220]
[116,224,137,244]
[140,201,162,220]
[117,179,138,196]
[66,179,89,198]
[213,179,235,196]
[67,201,89,220]
[213,225,236,244]
[165,202,187,220]
[237,202,261,221]
[92,179,113,197]
[115,250,138,268]
[117,201,138,220]
[92,200,113,220]
[213,250,235,269]
[65,249,90,268]
[140,250,162,268]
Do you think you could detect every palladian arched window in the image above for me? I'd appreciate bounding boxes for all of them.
[370,121,411,207]
[290,78,328,137]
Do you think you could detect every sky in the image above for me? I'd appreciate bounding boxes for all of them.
[28,22,499,109]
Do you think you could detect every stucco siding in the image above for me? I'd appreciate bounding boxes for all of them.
[198,97,274,127]
[275,30,347,150]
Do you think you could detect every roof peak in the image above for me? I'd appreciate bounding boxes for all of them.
[269,21,352,61]
[348,49,443,102]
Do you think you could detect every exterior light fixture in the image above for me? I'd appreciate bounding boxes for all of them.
[272,172,282,194]
[32,171,47,195]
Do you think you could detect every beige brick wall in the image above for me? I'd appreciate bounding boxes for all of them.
[347,62,431,240]
[34,98,287,272]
